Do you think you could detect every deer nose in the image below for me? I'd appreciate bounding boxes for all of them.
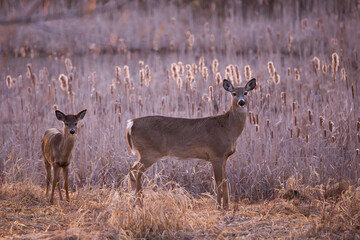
[70,129,75,135]
[238,100,246,106]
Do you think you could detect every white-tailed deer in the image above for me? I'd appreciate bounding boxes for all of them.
[41,109,87,204]
[127,78,256,209]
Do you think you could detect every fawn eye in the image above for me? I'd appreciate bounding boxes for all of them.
[65,123,69,126]
[74,123,77,126]
[232,92,237,96]
[244,92,248,96]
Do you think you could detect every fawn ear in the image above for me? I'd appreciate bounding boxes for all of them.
[76,109,87,120]
[223,79,234,92]
[245,78,256,91]
[55,110,66,121]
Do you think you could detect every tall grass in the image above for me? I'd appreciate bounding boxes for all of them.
[0,0,359,203]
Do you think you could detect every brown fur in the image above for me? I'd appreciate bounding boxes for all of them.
[41,109,86,204]
[127,79,256,209]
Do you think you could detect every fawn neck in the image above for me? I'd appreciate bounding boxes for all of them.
[59,127,76,160]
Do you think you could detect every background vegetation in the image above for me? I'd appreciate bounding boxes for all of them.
[0,0,359,238]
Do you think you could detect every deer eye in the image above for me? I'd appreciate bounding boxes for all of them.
[232,92,237,96]
[74,123,77,126]
[244,92,248,96]
[65,123,69,126]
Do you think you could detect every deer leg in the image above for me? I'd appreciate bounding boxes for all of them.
[50,166,61,204]
[44,160,51,197]
[212,161,224,209]
[62,167,70,201]
[222,162,229,210]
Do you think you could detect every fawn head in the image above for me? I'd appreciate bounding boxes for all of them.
[55,109,87,135]
[223,78,256,108]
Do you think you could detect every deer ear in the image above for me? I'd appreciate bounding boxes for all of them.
[55,110,66,121]
[245,78,256,91]
[223,79,234,92]
[76,109,87,120]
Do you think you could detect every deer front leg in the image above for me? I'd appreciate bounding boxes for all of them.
[50,166,61,204]
[212,161,224,209]
[44,160,51,197]
[62,167,70,201]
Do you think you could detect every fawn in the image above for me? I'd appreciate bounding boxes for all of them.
[41,109,87,204]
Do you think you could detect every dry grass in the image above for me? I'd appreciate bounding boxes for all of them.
[1,1,360,238]
[1,181,359,239]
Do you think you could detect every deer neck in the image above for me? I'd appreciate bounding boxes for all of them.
[226,104,247,138]
[59,130,76,160]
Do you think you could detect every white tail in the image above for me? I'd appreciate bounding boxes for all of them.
[41,109,87,204]
[127,78,256,209]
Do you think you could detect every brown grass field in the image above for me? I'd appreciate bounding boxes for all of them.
[1,0,360,239]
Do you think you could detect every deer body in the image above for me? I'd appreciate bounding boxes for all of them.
[127,79,256,209]
[41,109,87,204]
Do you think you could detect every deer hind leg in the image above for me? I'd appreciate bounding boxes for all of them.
[44,160,51,197]
[129,152,159,197]
[222,162,229,210]
[50,166,61,204]
[62,167,70,201]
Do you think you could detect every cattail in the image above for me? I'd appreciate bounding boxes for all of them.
[294,116,297,126]
[306,135,309,143]
[177,78,182,90]
[192,63,197,76]
[356,149,359,156]
[312,57,320,75]
[294,68,300,81]
[308,109,312,123]
[287,67,291,76]
[248,112,253,124]
[124,65,130,79]
[58,74,68,91]
[138,60,144,69]
[357,133,360,143]
[171,63,178,80]
[225,66,232,83]
[244,65,251,81]
[215,72,222,85]
[139,68,144,88]
[65,58,73,73]
[53,104,58,111]
[281,92,286,105]
[329,120,334,132]
[357,121,360,132]
[198,56,204,73]
[320,116,324,127]
[292,101,296,113]
[212,59,219,74]
[255,125,259,132]
[235,65,241,84]
[266,119,270,127]
[26,64,36,86]
[178,62,184,76]
[332,52,339,74]
[110,80,116,95]
[341,68,346,81]
[6,75,12,89]
[202,66,208,81]
[331,136,335,143]
[323,129,327,138]
[209,86,214,101]
[290,128,293,138]
[271,131,274,139]
[230,65,236,82]
[322,62,327,74]
[145,65,151,87]
[273,72,280,84]
[297,127,301,138]
[267,61,275,79]
[115,66,121,85]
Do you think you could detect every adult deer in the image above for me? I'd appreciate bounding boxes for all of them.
[127,79,256,209]
[41,109,87,204]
